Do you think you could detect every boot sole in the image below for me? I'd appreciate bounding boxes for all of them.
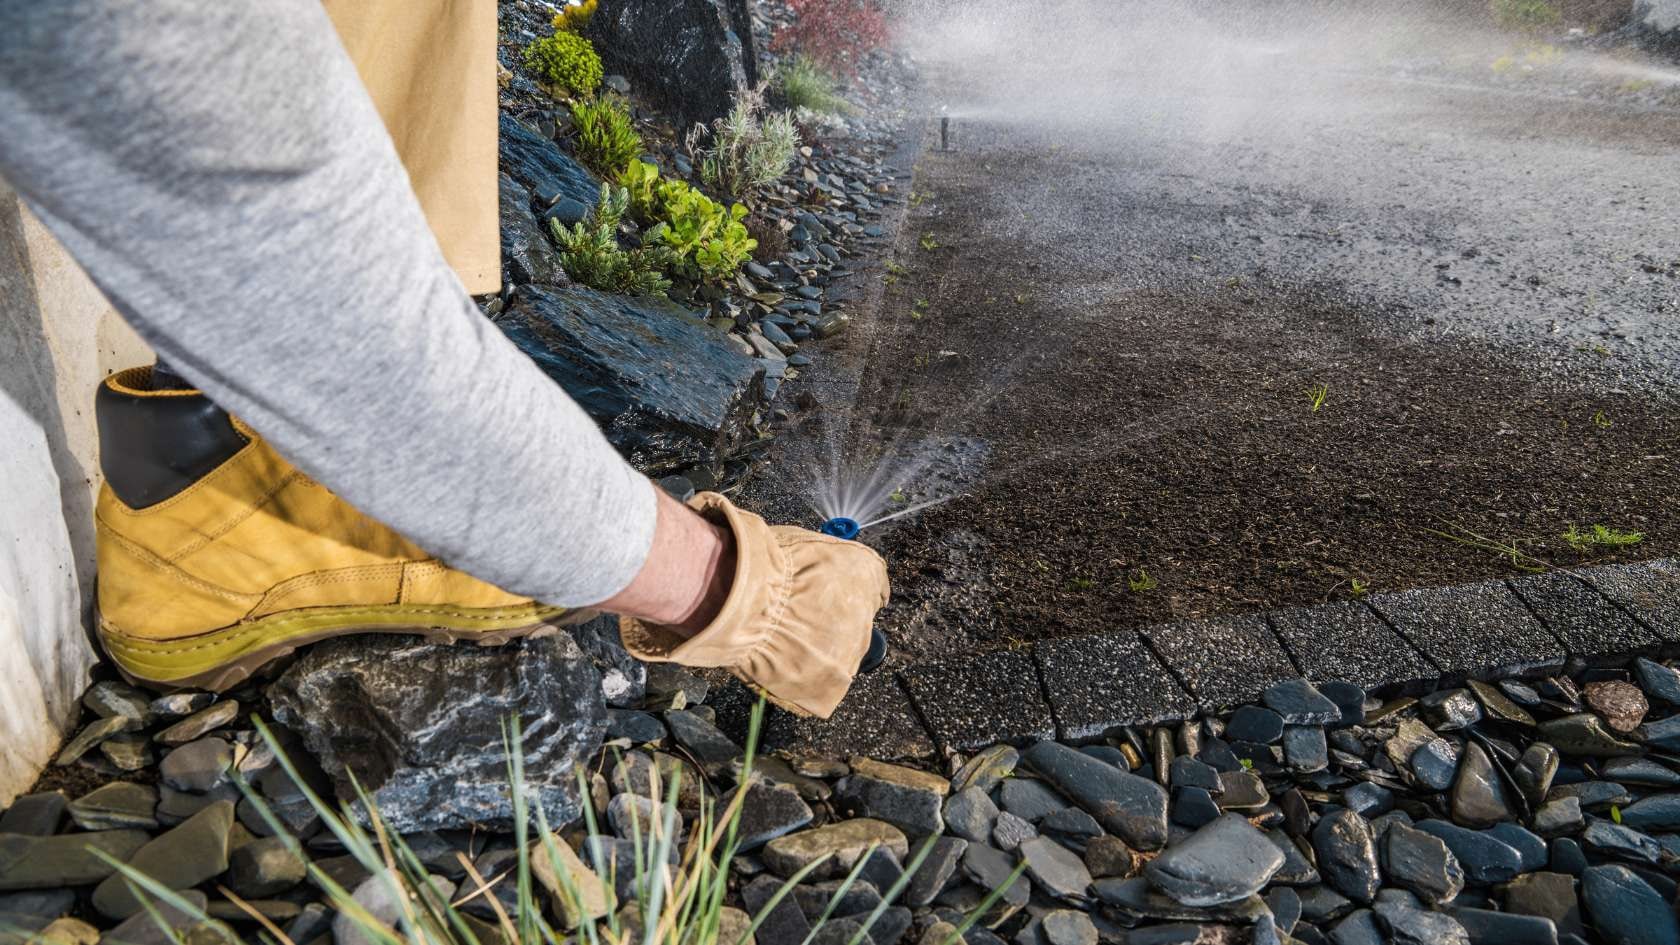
[99,602,582,692]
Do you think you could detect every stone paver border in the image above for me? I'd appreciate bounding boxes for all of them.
[716,559,1680,758]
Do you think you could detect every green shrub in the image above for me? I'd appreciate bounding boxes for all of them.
[1491,0,1561,30]
[551,184,675,296]
[96,701,1024,945]
[551,0,597,31]
[522,31,603,97]
[691,89,800,203]
[619,159,759,284]
[774,56,849,114]
[571,96,642,177]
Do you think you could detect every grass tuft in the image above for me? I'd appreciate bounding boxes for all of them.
[774,56,849,114]
[1563,523,1644,553]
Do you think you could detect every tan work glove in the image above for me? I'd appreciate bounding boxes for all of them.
[618,492,890,718]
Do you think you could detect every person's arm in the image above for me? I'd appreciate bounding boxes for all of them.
[0,0,669,608]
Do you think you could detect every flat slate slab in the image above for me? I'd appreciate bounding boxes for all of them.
[1032,631,1197,739]
[1140,613,1299,710]
[1365,580,1565,681]
[899,649,1056,752]
[709,673,936,761]
[1266,602,1437,694]
[1506,571,1662,664]
[1574,559,1680,645]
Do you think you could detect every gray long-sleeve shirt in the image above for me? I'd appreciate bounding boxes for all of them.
[0,0,657,605]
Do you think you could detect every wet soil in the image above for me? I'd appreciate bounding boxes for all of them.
[744,46,1680,666]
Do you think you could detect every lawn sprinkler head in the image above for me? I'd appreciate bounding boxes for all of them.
[817,516,887,672]
[940,115,950,151]
[821,516,862,540]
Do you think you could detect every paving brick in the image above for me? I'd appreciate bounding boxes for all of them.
[1365,580,1565,681]
[1266,601,1437,693]
[1506,570,1661,664]
[1139,613,1298,710]
[899,649,1056,752]
[710,673,936,761]
[1573,559,1680,646]
[1032,631,1196,740]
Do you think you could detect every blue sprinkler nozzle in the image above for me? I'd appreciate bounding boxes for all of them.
[816,516,887,673]
[820,516,862,541]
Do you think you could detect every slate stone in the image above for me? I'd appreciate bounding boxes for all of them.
[1284,725,1329,774]
[159,736,235,793]
[1468,678,1536,725]
[1601,756,1680,787]
[763,820,908,881]
[1488,823,1548,872]
[499,173,566,286]
[1536,714,1641,756]
[905,837,967,908]
[960,843,1029,909]
[950,745,1020,794]
[82,680,153,723]
[1312,810,1379,903]
[1217,770,1270,810]
[1414,820,1523,884]
[1143,614,1298,708]
[1267,603,1435,692]
[743,874,813,945]
[1365,581,1565,680]
[1507,570,1659,663]
[499,284,766,475]
[943,787,999,844]
[1513,742,1560,805]
[1581,821,1662,863]
[1171,787,1221,829]
[1263,679,1342,724]
[0,890,74,920]
[1024,741,1170,851]
[728,780,814,850]
[1331,908,1383,945]
[1575,559,1680,644]
[1451,742,1515,827]
[901,650,1055,751]
[664,710,742,778]
[1266,828,1320,885]
[583,0,751,127]
[1084,835,1138,880]
[1267,886,1302,935]
[1384,821,1464,905]
[606,709,667,745]
[1340,782,1392,818]
[794,880,881,922]
[91,800,235,919]
[0,793,65,836]
[1634,657,1680,705]
[1373,894,1469,945]
[0,830,150,890]
[1581,864,1680,945]
[837,758,948,838]
[66,782,158,831]
[1503,872,1584,938]
[992,811,1036,851]
[1422,689,1484,731]
[1298,884,1355,922]
[1318,680,1369,727]
[1019,836,1092,901]
[997,778,1065,824]
[1451,908,1558,945]
[226,836,307,899]
[1034,631,1196,738]
[153,699,239,746]
[1642,714,1680,751]
[1146,814,1283,907]
[1039,910,1096,945]
[1533,797,1585,836]
[271,635,606,833]
[1169,757,1221,792]
[54,715,135,765]
[1549,781,1630,809]
[104,891,230,945]
[1041,807,1103,848]
[1410,739,1460,791]
[1549,837,1587,876]
[1226,707,1284,744]
[1091,876,1271,924]
[498,113,599,210]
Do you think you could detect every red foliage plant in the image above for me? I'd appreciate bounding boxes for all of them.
[773,0,891,76]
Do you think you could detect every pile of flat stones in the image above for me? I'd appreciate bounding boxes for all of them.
[15,657,1680,945]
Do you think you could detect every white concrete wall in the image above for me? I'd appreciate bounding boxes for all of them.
[0,183,152,806]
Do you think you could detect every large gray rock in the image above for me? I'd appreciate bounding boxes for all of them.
[584,0,751,127]
[499,174,567,287]
[1024,741,1169,851]
[1145,814,1284,907]
[268,633,606,832]
[1637,0,1680,41]
[500,284,766,476]
[498,114,599,210]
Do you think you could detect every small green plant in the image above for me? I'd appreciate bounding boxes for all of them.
[1239,757,1255,770]
[774,56,849,114]
[551,0,597,31]
[1592,410,1613,428]
[96,701,1024,945]
[550,185,675,296]
[1068,576,1094,592]
[1491,0,1561,31]
[1563,523,1644,553]
[522,31,603,97]
[1422,521,1546,572]
[1128,568,1158,593]
[889,488,907,503]
[691,88,800,203]
[570,97,643,178]
[919,234,939,251]
[909,191,927,208]
[1612,804,1623,824]
[1349,578,1369,598]
[1306,382,1330,412]
[618,160,758,284]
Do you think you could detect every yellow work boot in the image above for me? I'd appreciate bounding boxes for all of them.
[93,365,568,690]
